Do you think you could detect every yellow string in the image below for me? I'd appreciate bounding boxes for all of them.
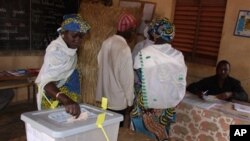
[96,97,109,141]
[39,87,59,109]
[96,113,109,141]
[100,126,109,141]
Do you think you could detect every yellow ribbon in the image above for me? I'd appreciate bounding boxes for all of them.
[96,97,109,141]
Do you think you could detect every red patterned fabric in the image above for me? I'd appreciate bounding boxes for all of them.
[117,12,137,32]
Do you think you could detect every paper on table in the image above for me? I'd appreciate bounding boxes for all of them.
[203,95,228,105]
[6,70,26,76]
[234,103,250,114]
[182,95,218,110]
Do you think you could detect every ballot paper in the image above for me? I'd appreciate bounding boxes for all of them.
[234,103,250,114]
[48,107,97,123]
[183,94,218,110]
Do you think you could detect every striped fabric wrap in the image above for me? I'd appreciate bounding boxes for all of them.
[117,12,137,32]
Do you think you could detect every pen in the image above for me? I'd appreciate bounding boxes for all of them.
[202,90,209,96]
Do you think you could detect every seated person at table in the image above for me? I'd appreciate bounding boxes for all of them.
[187,60,248,102]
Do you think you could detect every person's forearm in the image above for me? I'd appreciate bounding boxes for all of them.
[233,92,249,102]
[44,82,60,99]
[44,82,74,103]
[216,92,233,101]
[44,82,81,118]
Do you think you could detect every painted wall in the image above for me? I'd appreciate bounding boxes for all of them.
[2,0,250,102]
[185,0,250,101]
[218,0,250,101]
[114,0,250,101]
[0,56,43,71]
[140,0,175,19]
[114,0,175,20]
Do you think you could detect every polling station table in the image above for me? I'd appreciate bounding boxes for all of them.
[0,70,37,104]
[171,92,250,141]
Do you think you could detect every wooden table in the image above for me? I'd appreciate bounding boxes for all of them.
[0,71,37,104]
[171,93,250,141]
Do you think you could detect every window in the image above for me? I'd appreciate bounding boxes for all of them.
[172,0,227,65]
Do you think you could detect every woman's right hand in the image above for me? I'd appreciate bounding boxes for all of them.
[43,83,81,118]
[197,90,208,100]
[197,92,204,100]
[57,94,81,118]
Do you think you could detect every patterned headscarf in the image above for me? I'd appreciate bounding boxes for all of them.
[148,17,175,42]
[60,14,91,33]
[117,12,137,32]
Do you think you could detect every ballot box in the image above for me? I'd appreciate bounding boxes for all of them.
[21,104,123,141]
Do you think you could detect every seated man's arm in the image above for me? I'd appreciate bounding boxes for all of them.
[187,81,207,99]
[216,92,233,101]
[232,80,248,102]
[216,80,248,102]
[186,82,199,94]
[233,91,248,102]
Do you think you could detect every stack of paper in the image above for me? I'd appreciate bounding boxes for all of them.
[6,69,27,76]
[234,103,250,114]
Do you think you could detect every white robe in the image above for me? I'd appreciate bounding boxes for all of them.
[96,35,134,110]
[132,38,154,62]
[134,43,187,109]
[35,36,77,110]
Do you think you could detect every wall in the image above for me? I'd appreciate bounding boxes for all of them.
[114,0,250,101]
[140,0,175,19]
[113,0,175,20]
[185,0,250,101]
[2,0,250,102]
[0,56,43,71]
[180,0,250,101]
[218,0,250,100]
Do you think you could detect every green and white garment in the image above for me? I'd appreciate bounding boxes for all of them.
[131,43,187,141]
[134,43,187,109]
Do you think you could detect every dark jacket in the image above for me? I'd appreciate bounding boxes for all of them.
[187,75,248,102]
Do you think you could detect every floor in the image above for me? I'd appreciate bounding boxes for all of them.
[0,102,34,141]
[0,102,154,141]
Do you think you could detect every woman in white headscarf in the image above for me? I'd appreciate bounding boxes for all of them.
[35,14,91,118]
